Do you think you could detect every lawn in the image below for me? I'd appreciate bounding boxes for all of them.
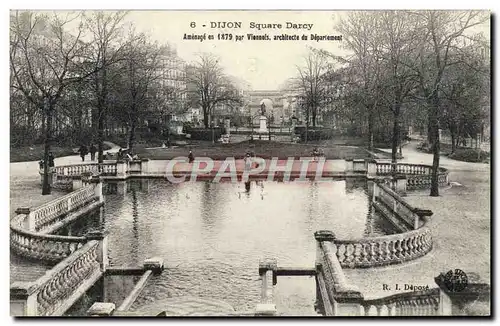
[134,140,373,160]
[10,143,113,163]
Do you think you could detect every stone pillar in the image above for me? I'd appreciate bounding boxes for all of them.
[259,115,268,133]
[393,174,407,196]
[39,168,56,187]
[117,181,127,196]
[345,159,354,174]
[256,258,277,316]
[314,230,336,267]
[72,178,83,190]
[143,257,165,275]
[87,302,115,316]
[366,159,377,178]
[141,158,149,175]
[116,160,127,179]
[352,159,366,173]
[85,230,109,272]
[10,282,39,316]
[91,179,104,203]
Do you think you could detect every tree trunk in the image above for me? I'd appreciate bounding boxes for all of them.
[312,106,317,127]
[429,91,440,197]
[368,106,374,150]
[203,106,209,128]
[391,104,401,167]
[42,105,53,195]
[97,67,107,164]
[128,104,137,153]
[450,129,456,154]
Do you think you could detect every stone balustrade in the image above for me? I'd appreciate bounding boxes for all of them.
[362,160,450,193]
[54,163,117,177]
[314,230,453,316]
[30,184,99,233]
[374,182,423,231]
[255,259,277,316]
[407,169,449,191]
[10,222,86,262]
[11,235,107,316]
[361,288,452,316]
[315,181,433,269]
[332,227,433,268]
[314,230,363,316]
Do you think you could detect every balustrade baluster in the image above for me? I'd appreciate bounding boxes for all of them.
[353,243,362,265]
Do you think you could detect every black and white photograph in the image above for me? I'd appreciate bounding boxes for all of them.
[8,8,491,317]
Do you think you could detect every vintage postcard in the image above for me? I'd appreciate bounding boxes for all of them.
[9,9,491,317]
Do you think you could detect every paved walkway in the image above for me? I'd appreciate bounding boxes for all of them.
[10,142,121,217]
[345,141,490,304]
[9,142,122,284]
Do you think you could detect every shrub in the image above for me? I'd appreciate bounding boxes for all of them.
[448,148,489,163]
[294,127,338,141]
[188,128,226,141]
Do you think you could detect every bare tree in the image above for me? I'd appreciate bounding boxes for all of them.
[82,11,129,162]
[121,34,176,152]
[293,48,331,129]
[335,12,385,149]
[185,53,242,128]
[410,10,488,196]
[10,11,88,194]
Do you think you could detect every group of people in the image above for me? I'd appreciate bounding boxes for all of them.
[78,144,97,162]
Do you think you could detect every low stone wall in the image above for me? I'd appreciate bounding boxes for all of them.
[10,182,104,263]
[11,235,107,316]
[315,180,434,270]
[314,230,454,316]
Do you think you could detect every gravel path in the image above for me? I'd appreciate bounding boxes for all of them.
[344,141,490,308]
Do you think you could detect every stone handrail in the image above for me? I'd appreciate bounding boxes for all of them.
[332,227,433,268]
[373,162,449,187]
[374,182,421,230]
[322,181,433,268]
[361,288,448,316]
[407,172,449,191]
[10,240,102,316]
[10,218,86,262]
[54,163,117,177]
[36,240,101,316]
[30,184,98,233]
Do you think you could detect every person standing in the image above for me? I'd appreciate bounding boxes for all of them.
[188,150,195,163]
[78,144,88,162]
[89,143,97,161]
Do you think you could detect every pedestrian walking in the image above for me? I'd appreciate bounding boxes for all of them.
[78,144,88,162]
[188,150,195,163]
[89,143,97,161]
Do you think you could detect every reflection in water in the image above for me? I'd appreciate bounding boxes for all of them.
[97,179,397,314]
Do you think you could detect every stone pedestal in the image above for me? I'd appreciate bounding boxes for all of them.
[259,115,268,133]
[39,168,56,187]
[366,159,377,178]
[87,302,116,316]
[143,257,165,275]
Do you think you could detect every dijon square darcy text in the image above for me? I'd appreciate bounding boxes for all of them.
[206,21,314,31]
